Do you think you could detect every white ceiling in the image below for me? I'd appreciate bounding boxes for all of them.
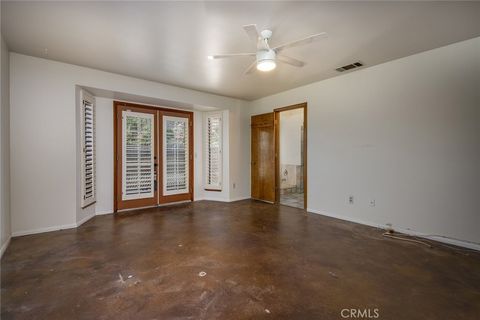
[2,1,480,100]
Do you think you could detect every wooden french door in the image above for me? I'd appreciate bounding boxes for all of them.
[251,113,276,203]
[159,110,193,204]
[114,102,193,211]
[115,105,158,210]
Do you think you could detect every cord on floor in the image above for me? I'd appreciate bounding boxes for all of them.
[382,230,478,255]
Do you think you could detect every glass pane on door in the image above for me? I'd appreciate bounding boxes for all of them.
[163,116,189,195]
[122,111,154,200]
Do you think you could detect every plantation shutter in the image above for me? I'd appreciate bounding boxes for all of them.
[122,111,155,200]
[163,116,189,195]
[205,113,222,190]
[80,91,96,207]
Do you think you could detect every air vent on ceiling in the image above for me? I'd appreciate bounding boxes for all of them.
[336,61,363,72]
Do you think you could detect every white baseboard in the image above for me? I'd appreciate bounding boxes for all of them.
[394,229,480,251]
[229,196,251,202]
[95,210,113,216]
[196,197,228,202]
[76,212,96,227]
[307,208,385,229]
[12,222,77,237]
[307,208,480,251]
[196,196,251,203]
[1,237,11,259]
[12,213,97,237]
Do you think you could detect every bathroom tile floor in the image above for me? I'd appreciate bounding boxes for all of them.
[280,192,304,209]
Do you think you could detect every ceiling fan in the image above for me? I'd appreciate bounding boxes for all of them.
[208,24,327,74]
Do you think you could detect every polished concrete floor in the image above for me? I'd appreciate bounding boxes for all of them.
[2,200,480,319]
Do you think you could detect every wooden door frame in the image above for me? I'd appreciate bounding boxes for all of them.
[274,102,307,209]
[113,101,194,212]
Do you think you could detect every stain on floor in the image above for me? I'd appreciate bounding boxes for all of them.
[1,200,480,319]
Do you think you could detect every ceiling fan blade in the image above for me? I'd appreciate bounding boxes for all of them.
[277,55,305,67]
[208,53,256,60]
[273,32,327,53]
[244,60,257,75]
[243,24,260,43]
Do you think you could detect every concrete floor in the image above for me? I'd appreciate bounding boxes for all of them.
[2,200,480,319]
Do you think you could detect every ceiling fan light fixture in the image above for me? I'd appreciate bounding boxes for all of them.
[256,49,276,72]
[257,59,276,72]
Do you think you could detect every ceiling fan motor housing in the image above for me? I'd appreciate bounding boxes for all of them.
[257,49,276,63]
[260,29,273,40]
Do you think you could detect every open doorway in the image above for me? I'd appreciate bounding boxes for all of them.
[275,103,307,209]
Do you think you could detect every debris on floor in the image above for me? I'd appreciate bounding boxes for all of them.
[329,271,338,278]
[198,271,207,277]
[226,279,237,286]
[199,291,208,301]
[265,309,271,314]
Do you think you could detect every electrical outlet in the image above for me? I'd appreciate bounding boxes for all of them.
[348,195,354,204]
[369,199,376,207]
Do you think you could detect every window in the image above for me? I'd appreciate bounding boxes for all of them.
[122,111,155,200]
[204,112,222,190]
[80,90,96,208]
[163,115,189,195]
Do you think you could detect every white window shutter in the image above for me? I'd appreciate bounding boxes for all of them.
[122,111,155,200]
[163,116,189,195]
[204,112,222,190]
[80,90,96,207]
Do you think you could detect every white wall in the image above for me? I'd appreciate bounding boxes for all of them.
[250,37,480,247]
[228,103,251,201]
[1,35,11,256]
[10,53,251,235]
[280,108,303,166]
[94,97,114,215]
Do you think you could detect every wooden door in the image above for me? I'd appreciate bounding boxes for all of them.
[114,102,194,211]
[251,113,275,202]
[158,110,194,204]
[116,105,158,210]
